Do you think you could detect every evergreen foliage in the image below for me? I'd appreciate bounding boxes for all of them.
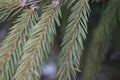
[0,1,21,23]
[82,0,120,80]
[57,0,90,80]
[0,0,120,80]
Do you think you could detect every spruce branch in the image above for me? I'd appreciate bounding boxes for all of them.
[57,0,90,80]
[82,0,120,80]
[0,1,22,23]
[0,9,39,80]
[0,0,42,23]
[62,0,77,8]
[14,3,61,80]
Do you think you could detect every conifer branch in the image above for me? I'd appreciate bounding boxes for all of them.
[0,0,119,80]
[14,3,61,80]
[0,0,42,23]
[57,0,90,80]
[63,0,77,8]
[0,9,39,80]
[82,0,120,80]
[0,1,22,23]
